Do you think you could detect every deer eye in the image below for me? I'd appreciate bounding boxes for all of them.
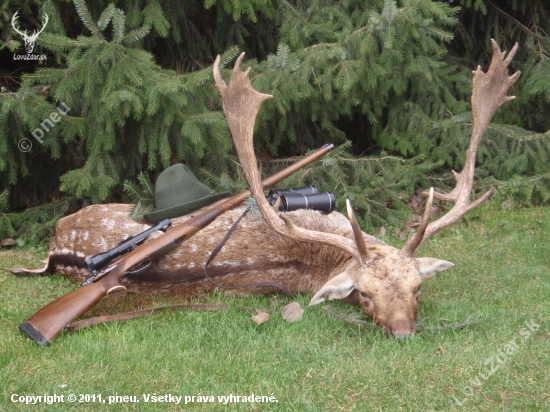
[359,291,374,309]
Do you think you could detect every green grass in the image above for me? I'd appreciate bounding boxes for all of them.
[1,201,549,411]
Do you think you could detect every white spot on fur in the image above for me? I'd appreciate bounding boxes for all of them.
[123,221,137,232]
[265,268,286,276]
[98,237,108,250]
[101,218,116,230]
[222,261,239,267]
[58,248,86,259]
[266,254,288,263]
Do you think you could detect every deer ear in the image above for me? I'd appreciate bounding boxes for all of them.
[416,257,455,280]
[309,271,357,306]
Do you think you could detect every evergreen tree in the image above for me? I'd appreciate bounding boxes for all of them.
[0,0,548,243]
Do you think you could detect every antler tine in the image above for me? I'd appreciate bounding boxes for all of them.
[402,40,520,257]
[214,53,366,265]
[346,199,373,263]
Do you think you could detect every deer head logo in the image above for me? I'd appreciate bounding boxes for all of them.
[11,11,49,54]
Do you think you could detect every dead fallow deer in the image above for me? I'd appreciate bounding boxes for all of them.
[31,40,519,338]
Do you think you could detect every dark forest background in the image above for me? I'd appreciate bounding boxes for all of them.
[0,0,548,245]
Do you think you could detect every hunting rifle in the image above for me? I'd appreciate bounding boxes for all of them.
[20,143,334,346]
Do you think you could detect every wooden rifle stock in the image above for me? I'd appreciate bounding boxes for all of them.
[20,144,334,345]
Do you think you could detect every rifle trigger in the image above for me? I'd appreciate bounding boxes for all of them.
[126,258,152,276]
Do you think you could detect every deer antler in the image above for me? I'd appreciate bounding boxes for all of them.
[401,40,521,257]
[32,13,49,38]
[11,11,28,39]
[213,53,372,265]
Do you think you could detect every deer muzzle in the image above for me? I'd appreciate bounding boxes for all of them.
[385,316,417,339]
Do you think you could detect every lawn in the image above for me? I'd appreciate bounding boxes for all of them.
[0,201,548,411]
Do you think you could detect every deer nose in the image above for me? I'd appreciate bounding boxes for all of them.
[385,317,416,339]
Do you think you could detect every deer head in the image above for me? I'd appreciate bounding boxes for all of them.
[11,11,49,54]
[213,40,519,338]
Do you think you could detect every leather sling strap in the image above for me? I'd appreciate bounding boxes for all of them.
[65,304,228,333]
[202,205,290,296]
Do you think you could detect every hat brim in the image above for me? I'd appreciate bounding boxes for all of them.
[144,191,231,223]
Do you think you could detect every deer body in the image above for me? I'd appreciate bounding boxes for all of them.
[49,203,375,295]
[47,201,451,337]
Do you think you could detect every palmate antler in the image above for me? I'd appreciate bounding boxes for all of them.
[213,53,372,265]
[401,40,521,257]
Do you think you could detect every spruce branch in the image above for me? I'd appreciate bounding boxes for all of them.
[73,0,99,35]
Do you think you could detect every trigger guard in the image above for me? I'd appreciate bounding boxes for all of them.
[125,258,152,276]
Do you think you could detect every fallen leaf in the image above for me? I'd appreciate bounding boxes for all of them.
[251,309,269,325]
[281,302,304,323]
[407,193,425,212]
[377,227,387,236]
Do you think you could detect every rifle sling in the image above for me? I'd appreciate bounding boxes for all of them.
[202,205,291,296]
[65,304,228,333]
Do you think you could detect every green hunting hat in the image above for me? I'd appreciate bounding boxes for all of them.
[144,164,231,223]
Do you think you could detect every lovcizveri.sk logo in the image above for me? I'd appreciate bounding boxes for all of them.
[11,11,48,60]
